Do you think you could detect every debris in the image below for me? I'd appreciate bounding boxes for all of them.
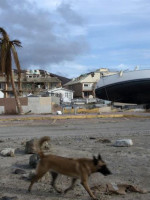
[113,139,133,147]
[0,196,18,200]
[56,110,62,115]
[24,110,31,115]
[22,170,35,180]
[91,183,148,195]
[13,168,26,174]
[1,148,15,157]
[89,137,96,140]
[29,154,40,168]
[96,138,111,143]
[89,137,111,143]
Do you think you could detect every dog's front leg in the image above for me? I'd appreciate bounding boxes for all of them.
[81,177,98,200]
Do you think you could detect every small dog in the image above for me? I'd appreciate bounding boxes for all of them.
[28,137,112,200]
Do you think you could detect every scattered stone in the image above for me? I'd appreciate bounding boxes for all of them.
[25,138,38,154]
[56,110,62,115]
[96,138,111,143]
[29,154,40,168]
[113,139,133,147]
[1,148,15,157]
[13,168,26,174]
[89,137,96,140]
[40,172,50,182]
[0,196,18,200]
[22,170,35,180]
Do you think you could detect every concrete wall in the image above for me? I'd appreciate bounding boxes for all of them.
[0,97,60,114]
[22,97,51,114]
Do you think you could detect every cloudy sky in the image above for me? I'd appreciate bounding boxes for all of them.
[1,0,150,78]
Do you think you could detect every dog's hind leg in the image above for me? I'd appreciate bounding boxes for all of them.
[50,172,62,193]
[64,178,77,194]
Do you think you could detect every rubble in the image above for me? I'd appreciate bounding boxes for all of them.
[1,148,15,157]
[29,154,39,168]
[113,139,133,147]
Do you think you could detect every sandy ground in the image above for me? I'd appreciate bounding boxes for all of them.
[0,116,150,200]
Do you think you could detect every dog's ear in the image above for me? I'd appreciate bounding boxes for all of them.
[93,156,98,165]
[98,154,102,160]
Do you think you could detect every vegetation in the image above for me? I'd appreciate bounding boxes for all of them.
[0,27,23,114]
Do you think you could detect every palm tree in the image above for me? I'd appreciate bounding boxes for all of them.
[0,27,23,114]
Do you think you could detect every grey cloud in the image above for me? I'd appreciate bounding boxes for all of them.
[0,0,88,69]
[57,3,84,25]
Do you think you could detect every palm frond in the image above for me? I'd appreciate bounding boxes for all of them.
[0,27,9,41]
[12,40,22,47]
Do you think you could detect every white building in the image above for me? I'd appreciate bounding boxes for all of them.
[48,87,73,103]
[0,91,4,98]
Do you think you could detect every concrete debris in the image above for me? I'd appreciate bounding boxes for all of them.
[113,139,133,147]
[1,148,15,157]
[25,138,39,154]
[22,170,35,180]
[56,110,62,115]
[96,138,111,143]
[0,196,18,200]
[29,154,40,168]
[91,183,148,195]
[13,168,26,174]
[89,137,111,143]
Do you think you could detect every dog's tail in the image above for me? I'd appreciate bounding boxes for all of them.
[38,136,50,148]
[36,136,50,158]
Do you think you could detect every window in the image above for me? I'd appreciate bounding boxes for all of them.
[65,92,69,97]
[84,84,89,87]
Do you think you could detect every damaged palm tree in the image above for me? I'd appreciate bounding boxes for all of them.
[0,27,23,114]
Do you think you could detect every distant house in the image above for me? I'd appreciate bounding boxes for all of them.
[0,69,61,97]
[48,87,73,103]
[64,68,117,98]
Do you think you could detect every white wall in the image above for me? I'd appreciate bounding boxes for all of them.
[0,91,4,98]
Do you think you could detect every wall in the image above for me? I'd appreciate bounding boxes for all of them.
[0,97,60,114]
[66,83,82,98]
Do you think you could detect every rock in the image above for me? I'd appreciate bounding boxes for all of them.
[56,110,62,115]
[113,139,133,147]
[13,168,26,174]
[96,138,111,143]
[0,196,18,200]
[40,172,50,182]
[1,148,15,157]
[89,137,96,140]
[22,170,35,180]
[25,138,38,154]
[29,154,40,168]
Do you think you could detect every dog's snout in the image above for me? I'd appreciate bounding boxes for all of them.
[98,165,112,176]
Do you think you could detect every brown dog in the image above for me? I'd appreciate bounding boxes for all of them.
[28,138,112,200]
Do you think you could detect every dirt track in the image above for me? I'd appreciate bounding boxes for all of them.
[0,116,150,200]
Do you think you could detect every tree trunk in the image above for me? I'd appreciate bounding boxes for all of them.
[10,70,23,114]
